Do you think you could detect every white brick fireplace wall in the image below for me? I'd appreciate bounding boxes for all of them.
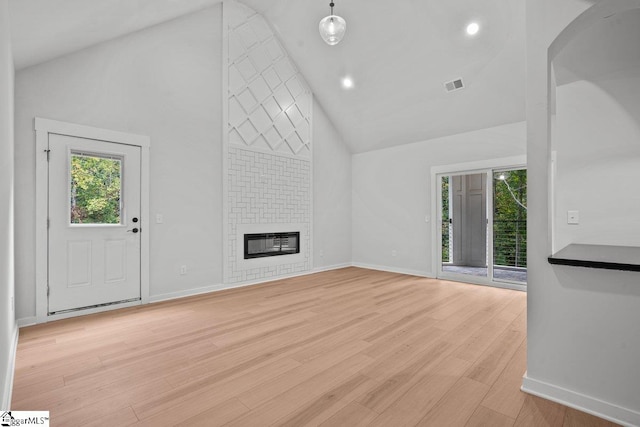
[223,1,312,283]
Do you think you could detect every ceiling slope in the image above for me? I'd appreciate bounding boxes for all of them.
[9,0,221,70]
[245,0,526,153]
[10,0,526,153]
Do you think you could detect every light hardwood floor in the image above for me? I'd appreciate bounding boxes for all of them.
[12,267,618,426]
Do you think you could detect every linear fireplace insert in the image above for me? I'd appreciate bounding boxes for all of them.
[244,232,300,259]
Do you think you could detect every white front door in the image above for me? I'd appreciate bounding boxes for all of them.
[48,133,142,314]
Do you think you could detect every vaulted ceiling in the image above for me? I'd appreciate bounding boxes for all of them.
[553,8,640,86]
[9,0,526,153]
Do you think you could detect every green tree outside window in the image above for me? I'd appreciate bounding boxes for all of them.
[70,155,122,224]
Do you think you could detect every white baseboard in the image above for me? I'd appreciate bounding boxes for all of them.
[16,317,36,328]
[18,265,355,325]
[149,283,231,304]
[522,373,639,427]
[223,264,353,290]
[312,263,352,273]
[351,262,435,279]
[1,324,18,410]
[150,263,353,304]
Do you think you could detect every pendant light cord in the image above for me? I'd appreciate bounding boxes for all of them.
[330,2,334,15]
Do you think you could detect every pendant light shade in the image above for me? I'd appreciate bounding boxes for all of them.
[319,2,346,45]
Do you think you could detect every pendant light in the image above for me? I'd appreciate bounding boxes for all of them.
[319,1,346,46]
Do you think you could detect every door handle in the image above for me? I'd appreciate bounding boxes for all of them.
[127,228,139,234]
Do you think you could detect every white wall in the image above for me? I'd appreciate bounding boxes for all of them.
[554,69,640,250]
[14,6,223,321]
[0,0,17,409]
[525,1,640,424]
[313,99,351,269]
[352,122,525,276]
[13,3,353,322]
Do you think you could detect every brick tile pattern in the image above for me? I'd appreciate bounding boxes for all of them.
[227,147,311,283]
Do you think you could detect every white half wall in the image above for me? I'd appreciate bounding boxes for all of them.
[526,1,640,424]
[352,122,525,276]
[0,0,17,409]
[14,6,223,320]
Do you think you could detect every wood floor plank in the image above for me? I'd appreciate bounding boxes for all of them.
[14,374,174,419]
[367,356,472,427]
[236,340,371,410]
[362,316,443,362]
[356,340,456,413]
[466,406,515,427]
[563,407,620,427]
[11,375,65,403]
[133,398,249,427]
[358,327,450,382]
[481,339,528,419]
[289,317,389,364]
[179,399,249,427]
[228,354,375,426]
[464,327,525,386]
[318,401,379,427]
[416,376,490,427]
[451,309,520,363]
[52,402,139,427]
[436,293,508,332]
[133,357,300,421]
[514,394,567,427]
[276,374,379,427]
[11,267,613,427]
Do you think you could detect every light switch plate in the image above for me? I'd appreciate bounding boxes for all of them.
[567,210,579,225]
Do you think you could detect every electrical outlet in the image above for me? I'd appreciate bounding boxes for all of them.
[391,250,397,257]
[567,210,579,225]
[180,265,187,275]
[156,213,163,224]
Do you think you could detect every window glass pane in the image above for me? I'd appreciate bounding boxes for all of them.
[441,176,451,264]
[493,169,527,284]
[70,153,122,224]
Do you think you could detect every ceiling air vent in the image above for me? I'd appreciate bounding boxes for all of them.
[444,78,465,92]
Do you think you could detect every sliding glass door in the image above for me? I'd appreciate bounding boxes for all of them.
[438,168,527,289]
[492,169,527,284]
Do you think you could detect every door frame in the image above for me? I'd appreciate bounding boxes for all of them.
[35,118,151,323]
[430,155,527,292]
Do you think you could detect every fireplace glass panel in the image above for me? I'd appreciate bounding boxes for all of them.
[244,232,300,259]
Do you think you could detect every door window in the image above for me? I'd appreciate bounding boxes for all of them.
[70,152,123,225]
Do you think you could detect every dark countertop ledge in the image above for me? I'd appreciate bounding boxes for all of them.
[548,244,640,272]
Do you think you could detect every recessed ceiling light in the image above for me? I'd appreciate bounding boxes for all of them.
[341,76,354,89]
[466,22,480,36]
